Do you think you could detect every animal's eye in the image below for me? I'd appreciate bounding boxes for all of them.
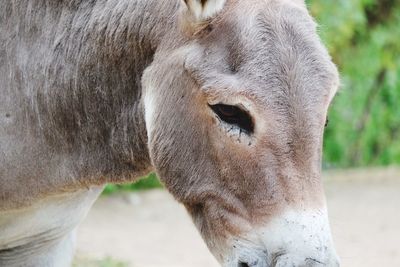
[325,117,329,127]
[209,104,254,134]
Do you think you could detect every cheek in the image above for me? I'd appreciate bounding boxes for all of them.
[210,137,326,219]
[146,102,224,201]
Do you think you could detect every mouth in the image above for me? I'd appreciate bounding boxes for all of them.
[222,239,338,267]
[218,209,339,267]
[233,254,328,267]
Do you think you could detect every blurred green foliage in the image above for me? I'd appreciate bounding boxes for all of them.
[308,0,400,167]
[103,173,161,194]
[106,0,400,193]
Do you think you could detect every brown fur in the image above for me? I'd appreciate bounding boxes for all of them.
[143,0,338,248]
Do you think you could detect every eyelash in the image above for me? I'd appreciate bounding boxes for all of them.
[209,104,254,134]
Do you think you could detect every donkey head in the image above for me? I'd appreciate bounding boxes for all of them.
[142,0,340,266]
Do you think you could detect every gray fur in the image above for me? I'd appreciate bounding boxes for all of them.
[0,0,340,266]
[0,0,179,209]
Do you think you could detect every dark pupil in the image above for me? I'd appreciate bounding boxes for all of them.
[209,104,254,134]
[217,105,238,117]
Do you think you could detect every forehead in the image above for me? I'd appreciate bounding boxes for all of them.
[190,0,339,112]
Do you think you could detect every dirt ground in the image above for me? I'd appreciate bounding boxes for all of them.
[75,167,400,267]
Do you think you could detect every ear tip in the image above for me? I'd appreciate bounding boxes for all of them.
[184,0,227,21]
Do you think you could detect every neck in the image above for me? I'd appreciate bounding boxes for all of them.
[0,0,180,208]
[37,0,179,178]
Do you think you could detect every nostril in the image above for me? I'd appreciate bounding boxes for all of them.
[238,258,260,267]
[238,262,250,267]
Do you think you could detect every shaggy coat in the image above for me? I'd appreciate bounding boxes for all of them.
[0,0,340,266]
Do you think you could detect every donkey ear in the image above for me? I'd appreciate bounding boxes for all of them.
[183,0,227,21]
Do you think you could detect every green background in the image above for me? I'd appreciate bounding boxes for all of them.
[309,0,400,167]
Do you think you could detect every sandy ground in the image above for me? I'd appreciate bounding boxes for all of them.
[75,168,400,267]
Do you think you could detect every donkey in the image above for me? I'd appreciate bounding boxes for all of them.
[0,0,340,266]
